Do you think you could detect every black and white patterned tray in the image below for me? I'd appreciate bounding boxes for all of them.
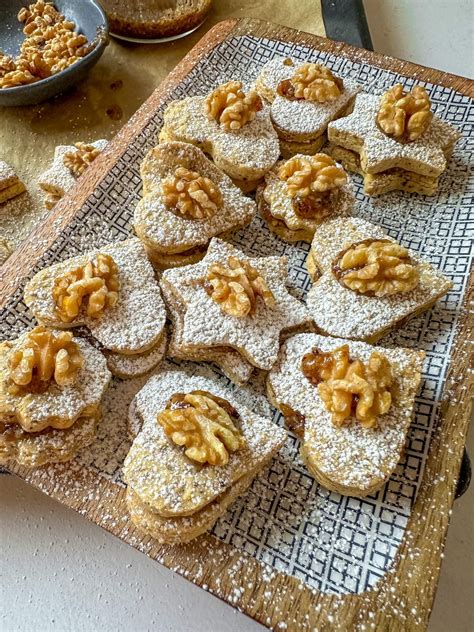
[1,34,472,596]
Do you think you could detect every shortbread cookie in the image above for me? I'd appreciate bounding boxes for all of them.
[0,237,12,265]
[38,140,107,209]
[161,238,312,370]
[24,238,166,355]
[123,368,286,542]
[0,411,100,468]
[159,81,280,184]
[255,57,361,152]
[267,333,424,496]
[328,87,460,195]
[161,281,254,385]
[105,331,167,379]
[306,217,452,342]
[257,153,354,243]
[0,327,110,432]
[0,160,26,204]
[134,142,256,268]
[326,143,439,196]
[127,466,260,544]
[280,134,327,160]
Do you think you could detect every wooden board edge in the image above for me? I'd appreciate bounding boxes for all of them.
[2,17,473,631]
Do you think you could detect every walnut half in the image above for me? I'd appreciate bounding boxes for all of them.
[376,84,433,142]
[8,326,83,394]
[63,142,102,178]
[205,256,275,318]
[277,62,343,103]
[332,239,419,297]
[158,390,246,466]
[161,166,222,220]
[205,80,263,131]
[53,253,120,322]
[301,344,393,428]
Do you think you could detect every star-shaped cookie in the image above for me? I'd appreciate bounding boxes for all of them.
[161,238,312,370]
[328,92,460,178]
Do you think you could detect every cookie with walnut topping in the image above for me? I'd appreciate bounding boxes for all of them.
[327,86,460,196]
[123,368,286,543]
[267,333,424,496]
[257,153,354,243]
[159,81,280,191]
[306,217,452,342]
[0,327,110,434]
[160,238,313,371]
[255,57,361,158]
[134,142,256,269]
[24,238,166,356]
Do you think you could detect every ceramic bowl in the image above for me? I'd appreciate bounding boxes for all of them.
[0,0,108,107]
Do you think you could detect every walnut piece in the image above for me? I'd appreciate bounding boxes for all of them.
[160,166,222,220]
[8,326,83,394]
[205,256,275,318]
[158,390,245,466]
[0,1,91,89]
[53,253,120,322]
[376,84,433,142]
[278,154,347,197]
[205,81,263,131]
[333,239,419,297]
[63,142,102,178]
[277,63,342,103]
[301,344,393,428]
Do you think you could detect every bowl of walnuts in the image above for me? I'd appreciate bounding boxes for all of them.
[0,0,108,106]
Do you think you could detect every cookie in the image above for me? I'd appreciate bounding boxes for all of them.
[123,368,286,542]
[0,160,26,204]
[159,81,280,184]
[255,57,361,152]
[0,327,110,433]
[161,238,312,370]
[105,330,167,379]
[24,238,166,355]
[267,333,424,496]
[306,217,452,342]
[134,142,256,268]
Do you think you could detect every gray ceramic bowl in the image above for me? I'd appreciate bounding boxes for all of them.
[0,0,108,107]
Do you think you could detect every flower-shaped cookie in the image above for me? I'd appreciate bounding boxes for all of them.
[256,57,361,158]
[0,412,100,468]
[159,83,280,190]
[24,238,166,355]
[38,139,107,209]
[327,90,460,195]
[161,238,313,370]
[123,368,286,543]
[134,142,256,269]
[306,217,452,342]
[0,328,110,433]
[267,333,424,496]
[257,153,354,242]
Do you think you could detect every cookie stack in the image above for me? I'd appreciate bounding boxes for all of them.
[160,237,313,383]
[255,57,361,158]
[0,326,111,467]
[124,368,286,544]
[134,142,256,269]
[327,85,461,195]
[24,238,168,379]
[0,160,25,204]
[38,139,108,209]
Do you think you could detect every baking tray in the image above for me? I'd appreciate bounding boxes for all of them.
[1,19,473,631]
